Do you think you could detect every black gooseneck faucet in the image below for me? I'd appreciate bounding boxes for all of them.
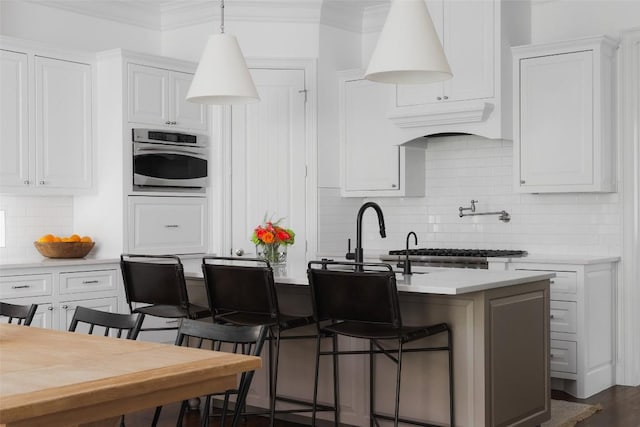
[404,231,418,275]
[355,202,386,269]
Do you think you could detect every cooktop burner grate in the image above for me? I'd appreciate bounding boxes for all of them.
[387,248,527,257]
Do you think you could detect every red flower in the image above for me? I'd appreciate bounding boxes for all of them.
[276,230,290,241]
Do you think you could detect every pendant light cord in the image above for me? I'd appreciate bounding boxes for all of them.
[220,0,225,34]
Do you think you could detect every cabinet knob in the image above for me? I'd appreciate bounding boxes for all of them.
[39,180,45,185]
[391,184,397,188]
[24,180,30,185]
[437,96,442,101]
[61,304,70,310]
[443,96,449,100]
[47,306,54,311]
[550,314,555,319]
[171,121,177,125]
[235,248,245,256]
[520,180,526,184]
[165,121,171,125]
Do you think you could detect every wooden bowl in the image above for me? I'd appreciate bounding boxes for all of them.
[33,241,95,259]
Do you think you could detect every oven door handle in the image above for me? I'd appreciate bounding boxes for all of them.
[134,148,207,159]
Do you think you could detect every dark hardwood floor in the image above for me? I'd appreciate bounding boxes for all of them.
[126,385,640,426]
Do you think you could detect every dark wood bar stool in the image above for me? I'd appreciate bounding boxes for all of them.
[0,302,37,326]
[120,254,210,337]
[202,256,338,427]
[307,260,454,427]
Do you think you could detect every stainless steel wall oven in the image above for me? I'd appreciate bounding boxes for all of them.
[132,129,208,193]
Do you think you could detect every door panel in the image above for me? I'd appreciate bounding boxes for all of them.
[231,69,306,265]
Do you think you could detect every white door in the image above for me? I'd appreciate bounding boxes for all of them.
[128,63,169,126]
[0,50,30,188]
[171,71,208,131]
[35,56,92,189]
[59,296,118,333]
[230,68,307,265]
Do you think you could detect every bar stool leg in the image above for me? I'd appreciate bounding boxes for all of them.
[269,329,281,427]
[369,340,375,427]
[312,333,322,426]
[332,333,341,427]
[448,329,455,427]
[394,342,404,427]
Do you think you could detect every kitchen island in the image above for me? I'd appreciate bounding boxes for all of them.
[185,261,553,427]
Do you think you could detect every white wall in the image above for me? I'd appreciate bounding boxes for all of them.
[0,196,74,260]
[531,0,640,43]
[0,1,161,54]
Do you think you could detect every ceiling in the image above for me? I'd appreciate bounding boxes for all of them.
[25,0,389,31]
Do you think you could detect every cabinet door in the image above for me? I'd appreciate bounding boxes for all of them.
[171,71,208,131]
[518,51,594,187]
[395,0,444,107]
[342,78,399,192]
[58,296,119,332]
[395,0,493,107]
[0,50,30,188]
[128,196,208,254]
[128,63,169,126]
[31,303,54,329]
[35,56,92,189]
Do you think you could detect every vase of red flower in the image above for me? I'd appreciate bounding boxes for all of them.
[251,217,295,265]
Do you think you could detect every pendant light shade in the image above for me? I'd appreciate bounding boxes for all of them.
[365,0,452,84]
[186,0,259,105]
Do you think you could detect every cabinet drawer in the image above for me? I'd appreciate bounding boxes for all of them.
[549,271,577,297]
[0,274,52,299]
[550,339,577,374]
[550,300,577,333]
[128,196,207,254]
[59,270,118,295]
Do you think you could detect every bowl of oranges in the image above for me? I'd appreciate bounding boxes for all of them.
[34,234,95,259]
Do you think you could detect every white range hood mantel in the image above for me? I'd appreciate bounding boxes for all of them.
[387,100,492,129]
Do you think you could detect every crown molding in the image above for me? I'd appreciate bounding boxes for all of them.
[23,0,387,32]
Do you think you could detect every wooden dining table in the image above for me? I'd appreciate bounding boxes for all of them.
[0,323,261,427]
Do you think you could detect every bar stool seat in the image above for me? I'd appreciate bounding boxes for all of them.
[120,254,211,337]
[202,256,337,427]
[308,260,454,427]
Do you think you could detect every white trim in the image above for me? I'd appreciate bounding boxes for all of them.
[618,27,640,386]
[216,57,318,263]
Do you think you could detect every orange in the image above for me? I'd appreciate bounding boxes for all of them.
[69,234,81,242]
[61,237,73,242]
[37,234,55,243]
[80,236,92,243]
[53,236,62,242]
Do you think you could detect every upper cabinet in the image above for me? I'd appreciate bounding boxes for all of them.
[339,70,425,197]
[387,0,530,139]
[0,43,93,194]
[512,36,618,193]
[128,63,208,132]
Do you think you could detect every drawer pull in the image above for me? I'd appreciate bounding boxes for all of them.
[82,280,100,285]
[165,224,179,228]
[550,314,555,319]
[550,354,555,359]
[61,304,71,310]
[550,279,555,284]
[11,284,31,289]
[166,319,179,324]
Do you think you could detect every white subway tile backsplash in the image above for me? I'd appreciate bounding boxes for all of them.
[317,136,622,258]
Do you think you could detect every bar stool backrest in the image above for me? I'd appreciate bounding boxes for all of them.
[120,254,190,312]
[202,256,279,320]
[0,302,38,326]
[307,261,402,327]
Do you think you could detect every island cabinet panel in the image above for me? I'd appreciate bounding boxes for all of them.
[0,263,125,332]
[489,257,617,399]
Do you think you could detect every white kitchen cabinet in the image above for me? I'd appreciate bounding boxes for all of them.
[388,0,529,139]
[128,63,207,131]
[489,256,618,398]
[0,262,124,332]
[0,43,92,193]
[512,36,618,193]
[338,70,425,197]
[127,196,208,255]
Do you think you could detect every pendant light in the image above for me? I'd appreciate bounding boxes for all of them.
[186,0,259,104]
[365,0,452,84]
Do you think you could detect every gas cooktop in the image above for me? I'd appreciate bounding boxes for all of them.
[387,248,527,257]
[380,248,527,269]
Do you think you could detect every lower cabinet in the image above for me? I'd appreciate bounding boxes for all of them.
[127,196,208,254]
[0,262,124,332]
[489,257,617,398]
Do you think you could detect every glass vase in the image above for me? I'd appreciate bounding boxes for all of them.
[257,243,287,265]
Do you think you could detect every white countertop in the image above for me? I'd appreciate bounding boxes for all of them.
[0,257,120,270]
[489,253,620,265]
[185,263,554,296]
